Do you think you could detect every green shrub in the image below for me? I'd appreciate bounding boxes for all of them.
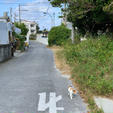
[14,34,26,51]
[18,35,26,51]
[48,25,71,46]
[14,22,28,36]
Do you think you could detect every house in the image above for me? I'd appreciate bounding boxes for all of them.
[0,12,15,62]
[22,20,37,44]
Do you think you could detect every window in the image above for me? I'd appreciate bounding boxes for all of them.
[31,30,35,33]
[30,24,35,27]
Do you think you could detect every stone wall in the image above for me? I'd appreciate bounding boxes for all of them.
[0,44,12,62]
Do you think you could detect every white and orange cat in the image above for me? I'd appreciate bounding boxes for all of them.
[68,86,78,100]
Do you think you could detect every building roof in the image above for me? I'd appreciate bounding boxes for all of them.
[22,20,37,24]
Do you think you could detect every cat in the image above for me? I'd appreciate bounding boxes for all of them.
[68,86,78,100]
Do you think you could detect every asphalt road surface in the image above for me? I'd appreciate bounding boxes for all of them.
[0,41,87,113]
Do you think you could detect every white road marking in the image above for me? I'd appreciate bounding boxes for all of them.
[38,92,64,113]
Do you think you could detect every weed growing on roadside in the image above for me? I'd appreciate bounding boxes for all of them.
[63,34,113,96]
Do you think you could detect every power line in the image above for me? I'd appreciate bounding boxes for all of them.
[0,2,49,5]
[46,2,51,13]
[22,2,49,6]
[16,10,45,13]
[0,2,19,4]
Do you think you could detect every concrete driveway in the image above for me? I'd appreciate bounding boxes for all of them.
[0,41,87,113]
[36,34,48,45]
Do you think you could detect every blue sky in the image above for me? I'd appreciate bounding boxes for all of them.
[0,0,61,30]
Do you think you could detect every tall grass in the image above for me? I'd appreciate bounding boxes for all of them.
[63,34,113,96]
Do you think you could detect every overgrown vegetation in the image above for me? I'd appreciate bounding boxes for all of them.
[87,96,104,113]
[48,24,71,46]
[14,23,28,51]
[63,35,113,96]
[54,34,113,113]
[48,0,113,112]
[13,32,26,51]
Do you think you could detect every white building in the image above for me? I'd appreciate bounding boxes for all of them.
[22,20,37,44]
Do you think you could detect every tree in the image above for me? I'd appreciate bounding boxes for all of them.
[36,24,40,33]
[42,28,48,37]
[48,0,66,7]
[48,24,71,46]
[48,0,68,25]
[49,0,113,34]
[67,0,113,34]
[14,22,28,36]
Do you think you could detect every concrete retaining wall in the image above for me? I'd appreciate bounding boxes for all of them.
[0,44,12,62]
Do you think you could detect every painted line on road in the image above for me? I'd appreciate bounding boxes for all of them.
[37,92,64,113]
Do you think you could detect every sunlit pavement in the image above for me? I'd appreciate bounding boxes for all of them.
[36,34,48,45]
[0,41,87,113]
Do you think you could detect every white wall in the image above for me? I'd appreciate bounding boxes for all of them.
[0,22,9,44]
[22,21,37,44]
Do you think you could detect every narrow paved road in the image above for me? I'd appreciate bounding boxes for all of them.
[0,41,87,113]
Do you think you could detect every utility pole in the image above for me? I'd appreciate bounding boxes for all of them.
[19,4,21,23]
[64,0,67,25]
[53,12,55,26]
[10,8,12,22]
[65,0,75,44]
[14,13,16,22]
